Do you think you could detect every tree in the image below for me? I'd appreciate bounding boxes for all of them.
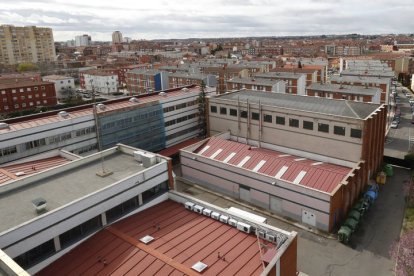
[198,80,207,138]
[17,62,38,72]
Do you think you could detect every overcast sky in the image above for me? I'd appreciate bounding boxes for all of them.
[1,0,413,41]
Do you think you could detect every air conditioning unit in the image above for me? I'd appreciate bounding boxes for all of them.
[256,229,266,239]
[228,218,237,227]
[237,222,251,233]
[266,234,276,243]
[185,202,195,211]
[193,205,204,214]
[133,150,144,162]
[211,212,220,220]
[219,215,229,223]
[202,208,212,217]
[96,103,106,110]
[134,151,156,168]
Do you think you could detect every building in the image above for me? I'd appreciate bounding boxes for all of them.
[168,72,217,88]
[0,78,57,114]
[112,31,123,44]
[0,86,211,165]
[270,68,318,86]
[197,90,386,232]
[0,25,56,65]
[253,72,307,95]
[42,75,75,99]
[126,69,169,95]
[306,83,382,104]
[75,34,91,47]
[0,144,174,274]
[226,77,286,93]
[81,70,118,94]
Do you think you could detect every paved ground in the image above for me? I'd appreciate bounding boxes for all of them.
[174,167,410,276]
[384,86,414,159]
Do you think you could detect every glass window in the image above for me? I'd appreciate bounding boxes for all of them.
[229,109,237,116]
[14,239,55,269]
[318,123,329,133]
[142,182,169,204]
[240,110,248,118]
[351,128,362,138]
[60,216,102,249]
[334,126,346,136]
[251,112,259,120]
[289,118,299,128]
[303,121,313,130]
[210,105,217,113]
[264,114,272,123]
[276,116,285,125]
[220,107,227,115]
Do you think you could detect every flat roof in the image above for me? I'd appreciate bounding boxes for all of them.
[215,90,380,119]
[0,80,53,90]
[42,75,73,81]
[191,137,352,194]
[330,75,389,84]
[0,150,146,233]
[38,200,272,276]
[341,69,394,78]
[254,72,304,80]
[227,77,283,86]
[307,83,381,96]
[0,86,205,135]
[157,137,202,157]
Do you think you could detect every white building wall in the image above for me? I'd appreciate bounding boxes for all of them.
[42,77,75,99]
[84,74,118,94]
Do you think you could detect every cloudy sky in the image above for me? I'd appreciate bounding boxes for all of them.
[1,0,413,41]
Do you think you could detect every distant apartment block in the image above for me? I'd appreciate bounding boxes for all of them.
[271,68,318,86]
[0,25,56,65]
[168,72,217,88]
[75,34,91,47]
[80,70,118,94]
[126,69,169,95]
[253,72,307,95]
[42,75,75,99]
[112,31,123,44]
[0,78,57,114]
[226,77,286,93]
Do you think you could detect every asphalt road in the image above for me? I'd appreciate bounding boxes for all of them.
[175,167,410,276]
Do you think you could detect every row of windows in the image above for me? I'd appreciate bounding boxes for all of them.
[101,110,162,130]
[163,100,198,113]
[0,86,46,94]
[166,125,200,141]
[210,105,363,138]
[0,146,17,157]
[1,100,48,110]
[13,182,169,269]
[75,126,96,137]
[3,93,46,101]
[48,132,72,145]
[164,113,198,127]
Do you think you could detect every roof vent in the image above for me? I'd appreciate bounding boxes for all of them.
[139,235,155,244]
[96,103,106,110]
[0,122,10,130]
[181,87,189,92]
[58,111,69,118]
[158,92,167,96]
[129,97,139,103]
[32,197,47,214]
[192,261,208,273]
[15,171,26,177]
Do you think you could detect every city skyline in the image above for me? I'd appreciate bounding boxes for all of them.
[0,0,413,41]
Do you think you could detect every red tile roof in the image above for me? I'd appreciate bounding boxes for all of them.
[38,200,272,276]
[193,137,351,193]
[0,156,70,185]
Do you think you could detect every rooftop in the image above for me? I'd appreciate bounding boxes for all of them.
[42,75,74,81]
[340,69,395,78]
[191,137,352,194]
[227,77,284,86]
[215,90,380,119]
[0,148,149,233]
[330,74,390,84]
[127,69,165,76]
[254,72,305,80]
[307,83,381,96]
[38,200,276,276]
[0,79,53,90]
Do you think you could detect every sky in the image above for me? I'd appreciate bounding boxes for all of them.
[0,0,413,41]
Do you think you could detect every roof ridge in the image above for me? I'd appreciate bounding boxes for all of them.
[344,100,360,119]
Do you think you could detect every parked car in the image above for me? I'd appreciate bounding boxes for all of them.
[391,121,399,129]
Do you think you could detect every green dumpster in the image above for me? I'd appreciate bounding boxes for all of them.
[384,164,393,177]
[344,218,358,232]
[348,210,361,222]
[338,226,352,244]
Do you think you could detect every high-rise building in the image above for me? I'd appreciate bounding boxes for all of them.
[74,34,91,47]
[0,25,56,65]
[112,31,123,44]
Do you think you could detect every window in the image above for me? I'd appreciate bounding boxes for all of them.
[142,182,169,204]
[35,94,39,98]
[43,100,47,104]
[28,95,32,99]
[0,146,17,156]
[21,96,25,100]
[14,239,55,269]
[41,86,45,90]
[163,106,174,113]
[276,116,285,125]
[12,89,16,93]
[318,123,329,133]
[19,88,24,92]
[334,126,346,136]
[34,87,38,91]
[351,128,362,138]
[303,121,313,130]
[22,103,26,107]
[230,109,237,116]
[220,107,227,115]
[26,138,46,149]
[165,119,176,127]
[2,98,6,103]
[251,112,259,120]
[240,110,248,118]
[60,216,102,249]
[210,105,217,113]
[289,118,299,128]
[14,104,19,108]
[106,196,140,223]
[1,90,5,94]
[27,88,31,92]
[175,103,187,110]
[264,114,272,123]
[176,116,187,123]
[42,93,46,97]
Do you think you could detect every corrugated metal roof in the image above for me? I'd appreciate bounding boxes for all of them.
[216,90,380,119]
[308,83,381,96]
[194,137,351,193]
[38,200,272,276]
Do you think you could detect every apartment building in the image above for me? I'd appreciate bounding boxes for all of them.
[0,79,57,114]
[80,70,118,94]
[74,34,91,47]
[126,69,169,95]
[306,83,382,104]
[111,31,123,44]
[226,77,286,93]
[42,75,75,99]
[0,25,56,65]
[168,72,217,88]
[271,68,318,86]
[0,86,211,165]
[253,72,307,95]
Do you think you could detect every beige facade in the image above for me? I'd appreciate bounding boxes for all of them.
[0,25,56,65]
